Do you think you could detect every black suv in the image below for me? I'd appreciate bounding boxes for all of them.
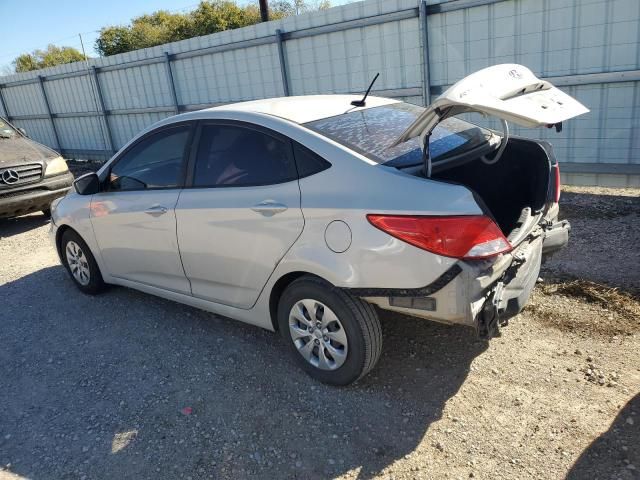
[0,116,73,218]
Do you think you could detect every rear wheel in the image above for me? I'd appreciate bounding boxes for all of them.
[61,230,106,295]
[278,276,382,385]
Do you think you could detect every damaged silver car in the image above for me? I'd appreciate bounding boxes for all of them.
[50,64,588,385]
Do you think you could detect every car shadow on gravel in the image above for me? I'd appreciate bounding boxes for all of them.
[0,213,50,238]
[566,393,639,479]
[1,266,487,480]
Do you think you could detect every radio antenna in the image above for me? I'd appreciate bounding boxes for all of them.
[351,73,379,107]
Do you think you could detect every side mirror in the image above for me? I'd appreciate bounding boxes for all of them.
[73,172,100,195]
[18,127,27,136]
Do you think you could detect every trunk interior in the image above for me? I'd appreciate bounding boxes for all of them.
[409,137,552,237]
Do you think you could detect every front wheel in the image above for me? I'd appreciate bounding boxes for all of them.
[278,276,382,385]
[61,230,106,295]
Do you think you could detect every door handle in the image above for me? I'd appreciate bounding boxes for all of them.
[144,205,168,216]
[251,201,288,217]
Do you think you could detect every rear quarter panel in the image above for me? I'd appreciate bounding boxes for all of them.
[269,131,484,290]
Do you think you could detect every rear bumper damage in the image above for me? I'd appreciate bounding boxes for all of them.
[362,218,570,338]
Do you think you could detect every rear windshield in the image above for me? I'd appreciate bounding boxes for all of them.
[304,102,490,166]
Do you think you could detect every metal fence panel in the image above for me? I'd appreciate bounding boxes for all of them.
[99,62,173,111]
[54,116,108,152]
[11,118,57,147]
[3,82,47,116]
[108,112,171,149]
[0,0,638,185]
[44,74,96,114]
[172,43,284,105]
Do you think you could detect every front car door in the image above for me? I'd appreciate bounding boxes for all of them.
[90,122,194,294]
[175,121,304,309]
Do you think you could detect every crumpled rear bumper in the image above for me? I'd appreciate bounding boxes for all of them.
[364,219,570,338]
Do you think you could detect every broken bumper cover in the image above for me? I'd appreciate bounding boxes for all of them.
[542,219,570,257]
[360,235,541,326]
[0,172,73,218]
[362,220,570,337]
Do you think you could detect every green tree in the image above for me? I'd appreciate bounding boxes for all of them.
[288,0,332,14]
[13,45,87,73]
[95,0,332,57]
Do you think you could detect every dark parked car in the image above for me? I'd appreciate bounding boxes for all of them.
[0,116,73,218]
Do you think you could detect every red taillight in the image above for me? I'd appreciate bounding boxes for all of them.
[554,164,561,203]
[367,214,512,260]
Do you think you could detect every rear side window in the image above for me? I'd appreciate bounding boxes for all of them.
[292,143,331,178]
[109,125,190,191]
[193,124,296,187]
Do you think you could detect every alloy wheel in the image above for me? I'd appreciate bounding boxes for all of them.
[65,240,91,286]
[288,299,348,370]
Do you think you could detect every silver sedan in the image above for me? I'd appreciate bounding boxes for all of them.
[50,64,587,385]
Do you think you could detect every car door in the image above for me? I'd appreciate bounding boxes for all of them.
[175,121,304,309]
[90,122,194,294]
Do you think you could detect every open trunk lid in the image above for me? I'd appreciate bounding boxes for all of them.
[393,64,589,146]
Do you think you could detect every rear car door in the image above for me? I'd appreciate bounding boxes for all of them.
[175,121,304,309]
[90,123,194,294]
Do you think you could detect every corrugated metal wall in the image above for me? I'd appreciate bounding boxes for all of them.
[0,0,638,186]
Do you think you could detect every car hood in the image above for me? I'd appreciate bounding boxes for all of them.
[393,64,589,146]
[0,134,59,167]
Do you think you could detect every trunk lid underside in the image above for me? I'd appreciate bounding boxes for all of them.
[393,63,589,147]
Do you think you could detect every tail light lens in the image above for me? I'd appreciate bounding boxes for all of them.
[367,214,512,260]
[553,164,561,203]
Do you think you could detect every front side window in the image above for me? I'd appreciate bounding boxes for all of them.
[109,125,191,191]
[193,124,296,187]
[304,102,491,167]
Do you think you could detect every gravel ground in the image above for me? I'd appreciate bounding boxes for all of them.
[0,186,639,480]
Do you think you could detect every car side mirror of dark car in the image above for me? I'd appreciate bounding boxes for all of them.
[18,127,27,137]
[73,172,100,195]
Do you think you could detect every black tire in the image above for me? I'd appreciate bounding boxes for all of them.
[277,275,382,386]
[60,229,106,295]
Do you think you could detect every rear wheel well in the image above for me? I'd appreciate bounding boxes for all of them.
[269,272,327,331]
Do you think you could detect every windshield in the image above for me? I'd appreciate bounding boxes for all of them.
[304,102,491,166]
[0,117,17,139]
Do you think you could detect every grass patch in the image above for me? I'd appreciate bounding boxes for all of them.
[527,279,640,337]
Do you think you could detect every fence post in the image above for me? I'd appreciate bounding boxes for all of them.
[164,52,180,114]
[91,67,116,155]
[37,75,62,151]
[419,0,432,106]
[275,29,290,96]
[0,84,9,119]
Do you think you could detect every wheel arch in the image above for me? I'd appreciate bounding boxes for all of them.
[55,224,98,271]
[268,271,330,331]
[55,224,74,262]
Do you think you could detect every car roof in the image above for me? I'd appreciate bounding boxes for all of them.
[205,95,400,124]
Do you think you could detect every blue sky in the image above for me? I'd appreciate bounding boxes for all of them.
[0,0,355,72]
